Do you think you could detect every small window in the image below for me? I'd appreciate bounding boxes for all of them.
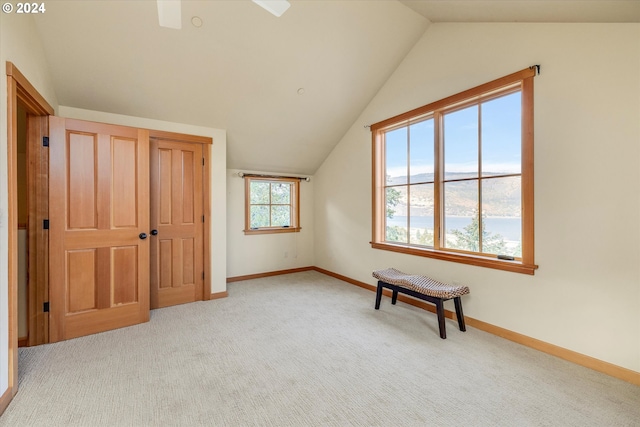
[244,176,300,235]
[371,67,538,274]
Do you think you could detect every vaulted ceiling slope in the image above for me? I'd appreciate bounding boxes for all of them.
[32,1,427,175]
[400,0,640,23]
[32,1,639,175]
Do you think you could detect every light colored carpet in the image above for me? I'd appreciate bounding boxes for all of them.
[1,271,639,426]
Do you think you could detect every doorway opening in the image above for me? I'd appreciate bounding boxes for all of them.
[4,61,54,413]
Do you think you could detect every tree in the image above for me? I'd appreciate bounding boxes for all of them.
[415,228,434,246]
[512,241,522,258]
[386,183,401,219]
[386,225,407,243]
[447,208,506,255]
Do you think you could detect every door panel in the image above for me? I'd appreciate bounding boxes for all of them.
[67,249,96,313]
[49,117,149,342]
[182,238,195,284]
[181,151,195,222]
[113,246,139,304]
[112,138,138,227]
[150,139,204,309]
[159,239,173,288]
[68,133,97,229]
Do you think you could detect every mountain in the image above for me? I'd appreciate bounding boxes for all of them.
[387,172,520,217]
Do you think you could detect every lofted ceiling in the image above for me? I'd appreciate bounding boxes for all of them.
[32,1,640,175]
[399,0,640,23]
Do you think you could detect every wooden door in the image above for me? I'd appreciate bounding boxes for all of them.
[150,138,204,309]
[49,117,150,342]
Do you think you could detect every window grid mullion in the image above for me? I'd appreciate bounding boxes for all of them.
[443,173,520,184]
[434,111,442,250]
[268,182,273,227]
[407,124,411,245]
[478,102,483,254]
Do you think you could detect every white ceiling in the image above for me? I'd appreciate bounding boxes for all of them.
[33,1,427,175]
[32,1,639,175]
[400,0,640,23]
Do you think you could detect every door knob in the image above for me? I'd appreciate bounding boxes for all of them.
[139,232,148,240]
[151,229,158,236]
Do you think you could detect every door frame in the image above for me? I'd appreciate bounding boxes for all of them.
[27,100,50,346]
[3,62,54,414]
[149,130,212,301]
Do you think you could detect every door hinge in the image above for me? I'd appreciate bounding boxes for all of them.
[43,302,49,312]
[42,136,49,147]
[202,215,205,223]
[202,272,205,280]
[43,219,49,229]
[202,157,205,166]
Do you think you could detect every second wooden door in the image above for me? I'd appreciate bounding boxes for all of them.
[150,138,204,309]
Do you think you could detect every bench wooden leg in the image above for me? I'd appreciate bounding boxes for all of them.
[374,280,467,339]
[375,281,384,309]
[454,297,466,332]
[436,299,446,339]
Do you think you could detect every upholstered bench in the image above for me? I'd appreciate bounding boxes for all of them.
[372,268,470,339]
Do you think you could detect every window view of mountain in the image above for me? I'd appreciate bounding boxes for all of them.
[386,172,522,256]
[387,172,520,218]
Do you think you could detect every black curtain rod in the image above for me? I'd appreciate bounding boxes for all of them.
[237,172,311,182]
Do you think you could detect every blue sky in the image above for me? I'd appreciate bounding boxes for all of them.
[385,91,522,180]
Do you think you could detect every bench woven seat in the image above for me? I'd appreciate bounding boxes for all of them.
[372,268,469,299]
[372,268,469,339]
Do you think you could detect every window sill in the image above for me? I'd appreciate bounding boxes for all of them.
[244,227,301,235]
[370,242,538,275]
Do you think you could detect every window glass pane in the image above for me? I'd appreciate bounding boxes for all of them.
[385,186,407,243]
[482,176,521,257]
[250,181,270,204]
[482,92,521,177]
[409,183,434,246]
[250,205,270,228]
[271,182,291,204]
[271,205,291,227]
[443,180,479,251]
[444,105,478,180]
[409,119,434,184]
[385,127,408,185]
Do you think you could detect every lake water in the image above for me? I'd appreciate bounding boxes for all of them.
[387,215,521,241]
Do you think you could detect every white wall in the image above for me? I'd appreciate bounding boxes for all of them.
[314,23,640,372]
[227,169,315,278]
[0,13,58,396]
[59,107,228,295]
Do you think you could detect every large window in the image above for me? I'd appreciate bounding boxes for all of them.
[244,176,300,235]
[371,68,537,274]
